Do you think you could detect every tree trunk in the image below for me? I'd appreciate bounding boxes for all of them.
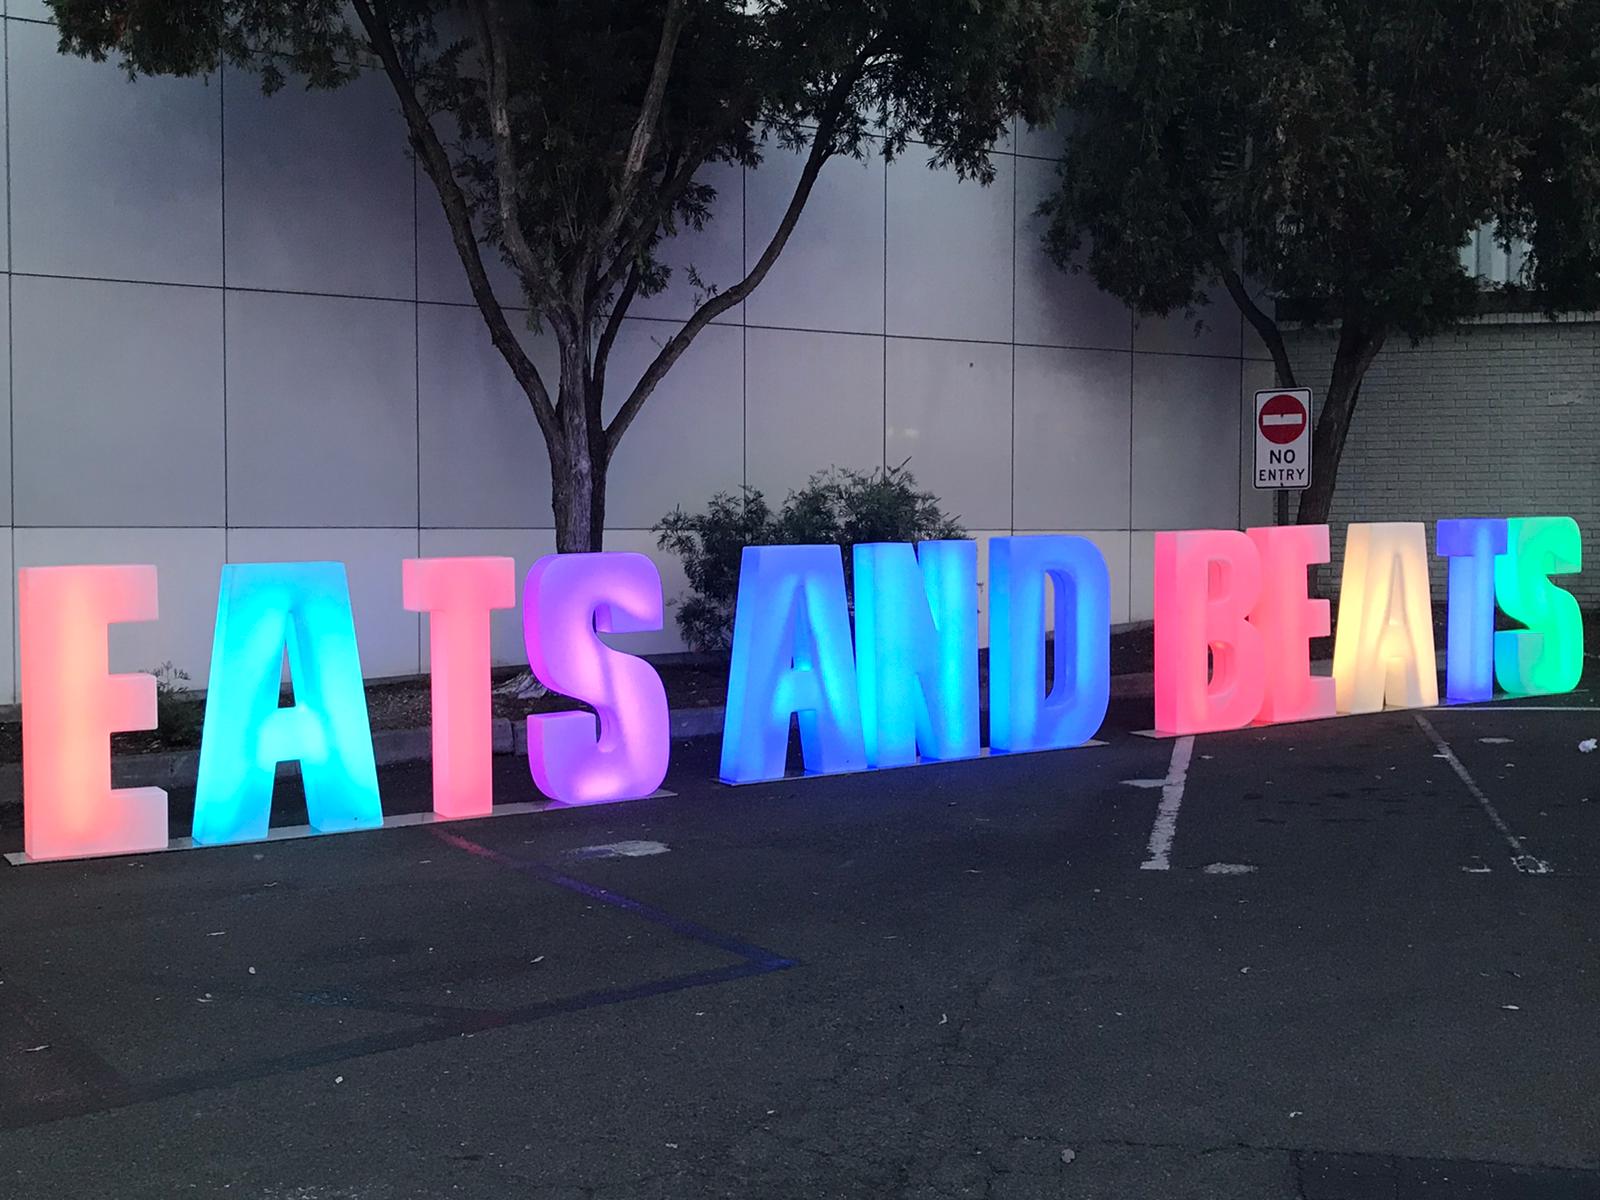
[550,341,610,553]
[1295,322,1388,526]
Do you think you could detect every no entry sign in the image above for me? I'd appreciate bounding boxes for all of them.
[1253,388,1311,489]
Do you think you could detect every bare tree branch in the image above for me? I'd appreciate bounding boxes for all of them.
[1218,262,1297,390]
[591,145,705,306]
[471,0,565,324]
[351,0,558,445]
[592,259,643,398]
[592,0,689,258]
[605,56,875,457]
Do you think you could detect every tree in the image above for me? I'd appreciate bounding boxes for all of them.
[1039,0,1594,526]
[52,0,1088,551]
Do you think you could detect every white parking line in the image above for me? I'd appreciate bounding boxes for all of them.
[1414,714,1551,875]
[1140,735,1196,871]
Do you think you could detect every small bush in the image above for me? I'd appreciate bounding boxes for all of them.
[656,464,965,654]
[149,661,204,746]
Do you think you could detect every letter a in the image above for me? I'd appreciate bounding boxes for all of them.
[1332,523,1438,713]
[720,545,865,784]
[193,562,382,845]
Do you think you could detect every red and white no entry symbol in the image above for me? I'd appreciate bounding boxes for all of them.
[1257,392,1307,445]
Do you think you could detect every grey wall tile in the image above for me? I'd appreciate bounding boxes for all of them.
[226,290,417,527]
[744,327,884,501]
[886,145,1013,343]
[603,320,744,527]
[13,276,224,526]
[1131,353,1244,529]
[10,18,222,285]
[885,338,1012,529]
[224,66,414,299]
[1014,156,1131,352]
[746,142,884,334]
[418,302,557,529]
[1012,345,1132,530]
[224,65,412,300]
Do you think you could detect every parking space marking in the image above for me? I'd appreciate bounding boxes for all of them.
[1139,736,1196,871]
[1415,714,1552,875]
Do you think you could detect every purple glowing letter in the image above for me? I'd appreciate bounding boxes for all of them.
[523,552,670,805]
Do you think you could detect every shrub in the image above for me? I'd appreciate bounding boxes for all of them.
[149,661,205,746]
[656,464,965,654]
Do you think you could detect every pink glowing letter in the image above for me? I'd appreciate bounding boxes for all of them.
[1247,524,1336,725]
[523,552,669,805]
[18,565,167,861]
[1153,530,1266,735]
[404,556,517,819]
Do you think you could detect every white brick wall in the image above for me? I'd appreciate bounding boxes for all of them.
[1285,318,1599,605]
[0,8,1272,700]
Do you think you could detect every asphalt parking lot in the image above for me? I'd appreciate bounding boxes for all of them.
[2,692,1599,1199]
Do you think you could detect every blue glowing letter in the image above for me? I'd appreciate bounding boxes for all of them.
[1436,518,1507,703]
[988,535,1111,753]
[719,545,865,784]
[852,540,979,768]
[1495,516,1584,696]
[193,562,382,845]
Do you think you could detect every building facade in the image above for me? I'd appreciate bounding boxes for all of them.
[1,6,1279,698]
[1287,310,1598,607]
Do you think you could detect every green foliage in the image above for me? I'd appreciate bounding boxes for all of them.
[1503,0,1600,313]
[49,0,1087,548]
[1040,0,1577,338]
[148,661,204,747]
[656,464,965,653]
[50,0,1087,330]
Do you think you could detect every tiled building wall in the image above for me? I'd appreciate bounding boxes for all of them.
[0,6,1272,700]
[1287,316,1599,606]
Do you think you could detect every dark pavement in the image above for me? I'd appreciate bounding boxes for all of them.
[2,693,1599,1198]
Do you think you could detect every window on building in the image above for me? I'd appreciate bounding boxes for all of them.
[1459,223,1530,286]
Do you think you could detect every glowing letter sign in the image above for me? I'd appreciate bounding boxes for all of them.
[192,562,383,845]
[15,514,1591,865]
[404,556,517,818]
[1332,523,1438,714]
[1494,516,1584,696]
[18,565,167,861]
[1247,524,1336,725]
[1436,518,1507,703]
[522,552,670,805]
[988,535,1110,753]
[1153,530,1265,735]
[720,545,866,784]
[853,540,979,768]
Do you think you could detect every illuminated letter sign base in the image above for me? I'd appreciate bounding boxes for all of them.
[11,517,1584,863]
[15,553,673,863]
[1149,516,1584,738]
[718,536,1111,784]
